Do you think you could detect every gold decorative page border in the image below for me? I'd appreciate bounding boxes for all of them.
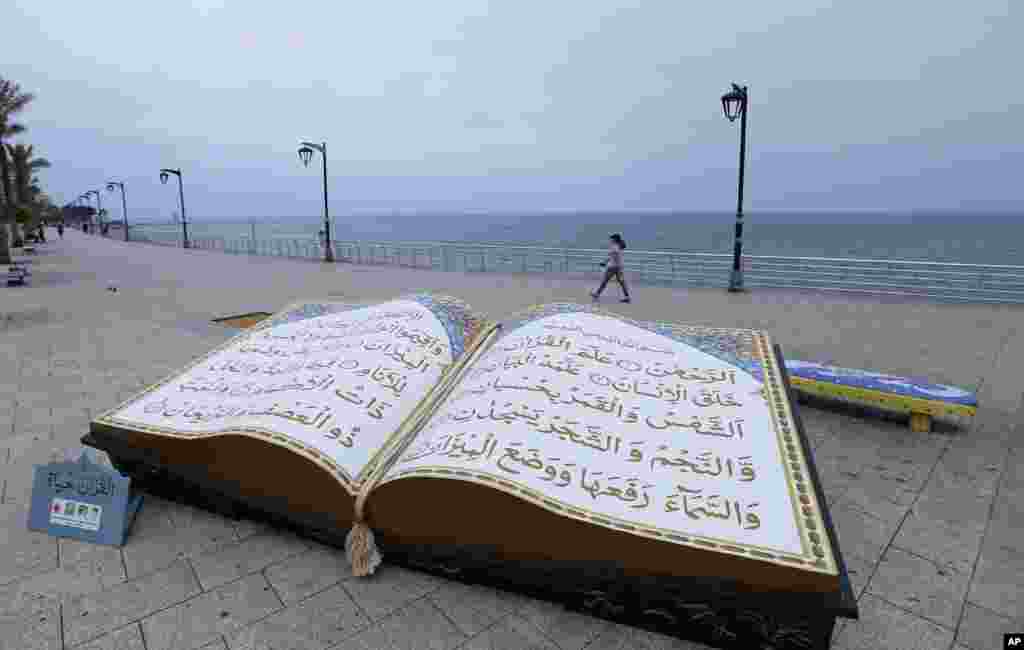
[756,333,837,575]
[92,296,477,493]
[379,318,838,576]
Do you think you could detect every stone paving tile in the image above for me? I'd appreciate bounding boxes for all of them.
[956,601,1024,649]
[427,580,528,637]
[0,428,52,462]
[11,404,53,436]
[50,406,92,440]
[999,445,1022,487]
[842,551,878,600]
[834,594,955,650]
[828,499,899,567]
[967,539,1024,620]
[59,537,124,572]
[911,461,1001,532]
[517,596,613,650]
[793,406,836,450]
[0,412,14,443]
[262,544,353,605]
[457,614,560,650]
[226,583,370,650]
[72,623,146,650]
[0,547,125,612]
[2,437,77,505]
[331,597,467,650]
[586,622,713,649]
[941,436,1009,475]
[342,564,443,621]
[122,501,237,580]
[63,560,201,647]
[988,491,1024,552]
[892,511,984,575]
[0,591,61,650]
[167,502,239,541]
[190,530,310,591]
[838,476,917,526]
[0,503,58,586]
[867,546,971,629]
[231,518,267,541]
[117,498,176,578]
[140,572,282,650]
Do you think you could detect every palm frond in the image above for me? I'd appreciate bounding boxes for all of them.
[0,79,35,118]
[0,122,26,139]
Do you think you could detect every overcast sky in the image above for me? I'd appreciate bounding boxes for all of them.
[7,0,1022,219]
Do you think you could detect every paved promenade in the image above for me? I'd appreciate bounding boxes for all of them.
[1,228,1021,650]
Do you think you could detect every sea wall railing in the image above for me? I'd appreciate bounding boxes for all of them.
[128,232,1024,304]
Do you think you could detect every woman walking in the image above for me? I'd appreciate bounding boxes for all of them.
[591,233,631,303]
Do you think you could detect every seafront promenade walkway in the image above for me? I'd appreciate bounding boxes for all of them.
[1,228,1021,650]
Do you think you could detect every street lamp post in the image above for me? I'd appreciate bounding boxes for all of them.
[76,195,86,230]
[106,181,129,241]
[159,168,189,248]
[85,190,103,234]
[721,83,749,293]
[79,195,90,231]
[297,141,334,263]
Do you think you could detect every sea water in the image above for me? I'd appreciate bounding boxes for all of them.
[127,212,1024,266]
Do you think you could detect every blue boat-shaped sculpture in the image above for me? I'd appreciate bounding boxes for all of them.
[783,360,977,431]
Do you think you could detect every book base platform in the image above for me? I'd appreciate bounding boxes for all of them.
[81,343,858,650]
[81,465,856,649]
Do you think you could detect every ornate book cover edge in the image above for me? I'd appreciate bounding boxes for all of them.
[775,344,859,620]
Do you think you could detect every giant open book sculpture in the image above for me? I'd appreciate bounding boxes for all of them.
[83,294,858,649]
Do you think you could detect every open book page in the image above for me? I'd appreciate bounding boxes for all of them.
[377,303,837,575]
[93,294,491,491]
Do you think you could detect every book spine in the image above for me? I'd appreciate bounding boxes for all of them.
[355,322,501,501]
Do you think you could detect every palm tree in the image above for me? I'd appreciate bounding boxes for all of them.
[7,143,51,238]
[0,78,34,264]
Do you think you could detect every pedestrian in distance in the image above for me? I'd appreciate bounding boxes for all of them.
[57,222,64,239]
[591,233,631,303]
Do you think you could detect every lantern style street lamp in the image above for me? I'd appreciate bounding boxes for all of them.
[106,181,129,242]
[159,168,189,248]
[721,83,749,292]
[298,141,333,263]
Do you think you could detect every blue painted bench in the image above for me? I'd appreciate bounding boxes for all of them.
[784,360,977,431]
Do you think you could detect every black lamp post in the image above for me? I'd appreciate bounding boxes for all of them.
[298,141,334,263]
[85,190,103,234]
[159,168,189,248]
[106,181,129,242]
[721,83,749,293]
[76,195,86,229]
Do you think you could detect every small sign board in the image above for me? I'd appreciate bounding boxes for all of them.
[27,451,144,546]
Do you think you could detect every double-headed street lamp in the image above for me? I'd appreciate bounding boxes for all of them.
[159,168,189,248]
[297,141,333,263]
[106,181,129,242]
[721,83,749,293]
